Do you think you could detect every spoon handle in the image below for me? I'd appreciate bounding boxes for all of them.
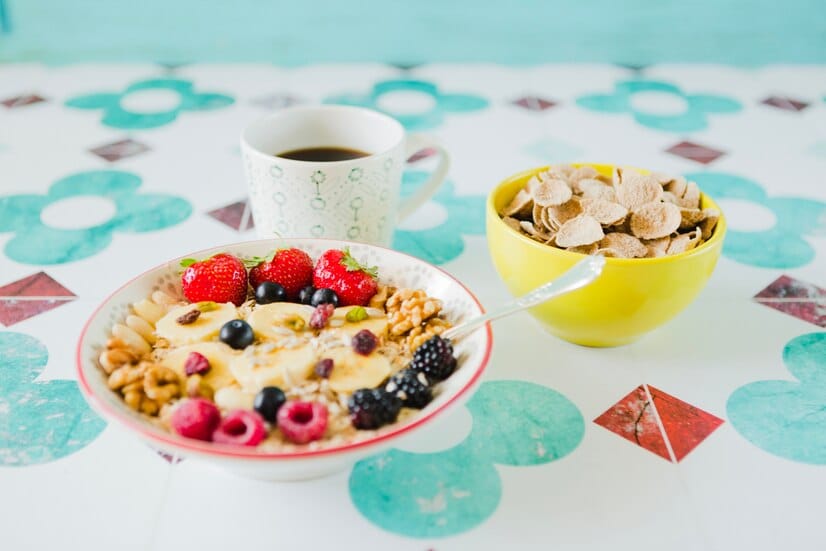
[442,255,606,341]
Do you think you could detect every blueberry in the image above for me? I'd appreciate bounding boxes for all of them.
[253,386,287,423]
[311,288,339,307]
[298,285,316,305]
[255,281,287,304]
[219,319,254,350]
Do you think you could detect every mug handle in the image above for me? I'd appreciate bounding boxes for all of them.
[397,134,450,221]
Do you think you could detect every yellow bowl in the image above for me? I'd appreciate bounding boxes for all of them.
[486,163,727,347]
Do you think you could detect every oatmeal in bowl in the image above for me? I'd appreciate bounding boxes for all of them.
[76,239,492,480]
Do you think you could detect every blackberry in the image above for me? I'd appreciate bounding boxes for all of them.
[386,369,432,409]
[409,335,456,381]
[348,388,401,430]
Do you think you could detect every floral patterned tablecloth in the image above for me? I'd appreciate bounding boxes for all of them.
[1,63,825,551]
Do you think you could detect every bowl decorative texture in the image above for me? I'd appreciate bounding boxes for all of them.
[76,238,492,480]
[486,163,726,347]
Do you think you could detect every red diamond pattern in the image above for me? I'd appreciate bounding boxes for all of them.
[407,147,438,163]
[594,384,723,462]
[155,450,185,464]
[207,200,255,232]
[0,272,77,326]
[761,96,809,112]
[512,96,557,111]
[250,94,302,110]
[1,94,47,108]
[665,141,725,165]
[754,275,826,328]
[90,139,151,162]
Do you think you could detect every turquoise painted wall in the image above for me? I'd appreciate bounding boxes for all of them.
[0,0,824,64]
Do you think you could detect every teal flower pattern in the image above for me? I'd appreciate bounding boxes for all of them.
[1,332,106,467]
[66,78,234,129]
[0,170,192,265]
[325,79,488,131]
[688,171,826,268]
[577,79,741,132]
[393,171,485,265]
[728,332,826,464]
[349,381,584,538]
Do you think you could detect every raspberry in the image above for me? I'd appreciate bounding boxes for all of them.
[348,388,401,430]
[212,410,267,446]
[170,398,221,441]
[183,351,211,376]
[277,401,329,444]
[409,335,456,381]
[386,369,432,409]
[309,303,335,329]
[352,329,378,356]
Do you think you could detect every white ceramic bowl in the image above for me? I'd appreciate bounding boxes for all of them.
[76,238,492,480]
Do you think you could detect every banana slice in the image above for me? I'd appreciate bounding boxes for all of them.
[228,343,317,394]
[325,347,392,393]
[326,306,389,338]
[154,303,237,346]
[214,386,256,411]
[247,303,315,341]
[160,342,239,390]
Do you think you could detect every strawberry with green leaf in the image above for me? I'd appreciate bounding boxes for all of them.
[180,253,248,306]
[313,248,378,306]
[248,247,314,301]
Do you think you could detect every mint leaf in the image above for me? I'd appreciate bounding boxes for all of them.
[180,258,198,268]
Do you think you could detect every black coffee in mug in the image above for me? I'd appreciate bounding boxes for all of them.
[277,146,369,162]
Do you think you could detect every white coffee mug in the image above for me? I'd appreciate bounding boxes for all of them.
[240,105,449,246]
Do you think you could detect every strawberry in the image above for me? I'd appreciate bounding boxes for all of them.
[181,253,248,306]
[312,248,378,307]
[248,247,314,300]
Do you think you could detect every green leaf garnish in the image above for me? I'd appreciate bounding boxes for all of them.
[345,306,368,323]
[180,258,198,268]
[341,247,378,279]
[241,251,276,269]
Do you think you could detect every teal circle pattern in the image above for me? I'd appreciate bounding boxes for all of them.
[728,332,826,464]
[393,171,486,265]
[65,77,234,130]
[325,78,488,131]
[349,380,584,538]
[1,332,106,466]
[0,170,192,265]
[577,79,741,132]
[688,171,826,268]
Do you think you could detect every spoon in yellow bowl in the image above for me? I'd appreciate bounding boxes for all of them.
[442,255,606,341]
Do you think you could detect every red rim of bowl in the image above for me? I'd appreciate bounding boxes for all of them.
[75,238,493,461]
